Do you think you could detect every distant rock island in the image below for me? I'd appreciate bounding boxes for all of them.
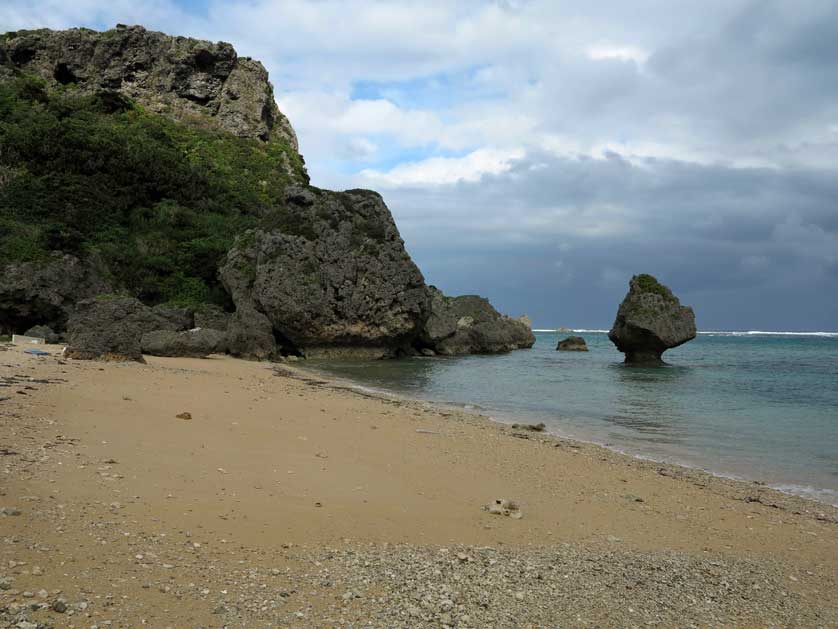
[0,25,534,360]
[608,274,696,365]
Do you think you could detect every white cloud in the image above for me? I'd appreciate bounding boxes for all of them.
[8,0,837,185]
[0,0,188,32]
[360,147,525,186]
[585,44,650,64]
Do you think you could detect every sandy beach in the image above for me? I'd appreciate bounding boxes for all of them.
[1,344,836,627]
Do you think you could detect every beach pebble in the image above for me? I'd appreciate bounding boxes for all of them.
[485,499,522,519]
[512,422,546,432]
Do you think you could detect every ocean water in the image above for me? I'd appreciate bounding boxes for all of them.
[308,331,838,506]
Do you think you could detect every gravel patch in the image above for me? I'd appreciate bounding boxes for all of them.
[276,544,834,627]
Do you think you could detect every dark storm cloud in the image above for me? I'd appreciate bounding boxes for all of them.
[386,152,838,330]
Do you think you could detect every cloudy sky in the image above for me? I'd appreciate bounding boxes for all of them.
[4,1,838,330]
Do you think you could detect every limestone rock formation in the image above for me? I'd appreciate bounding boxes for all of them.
[557,336,588,352]
[0,26,536,362]
[141,328,227,358]
[0,253,111,336]
[220,186,429,358]
[65,297,181,361]
[421,287,535,355]
[151,305,194,332]
[608,274,696,365]
[193,305,231,331]
[0,25,301,167]
[23,325,61,344]
[225,307,277,361]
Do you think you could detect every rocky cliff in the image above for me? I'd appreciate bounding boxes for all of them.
[0,253,111,336]
[0,25,301,171]
[220,186,430,358]
[0,25,532,361]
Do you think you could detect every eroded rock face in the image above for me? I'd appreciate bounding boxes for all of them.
[65,297,180,362]
[0,253,111,336]
[141,328,227,358]
[0,26,538,362]
[193,305,231,331]
[557,336,588,352]
[151,305,194,332]
[608,274,696,365]
[421,287,535,356]
[220,187,429,358]
[0,25,301,171]
[23,325,60,344]
[226,307,276,361]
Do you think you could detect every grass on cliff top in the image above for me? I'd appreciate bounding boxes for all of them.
[0,74,305,308]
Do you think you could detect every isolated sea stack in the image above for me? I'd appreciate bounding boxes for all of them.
[608,274,696,365]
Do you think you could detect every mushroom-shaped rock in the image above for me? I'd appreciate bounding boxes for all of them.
[556,336,588,352]
[608,274,696,365]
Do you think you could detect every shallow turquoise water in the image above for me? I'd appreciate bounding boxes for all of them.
[309,331,838,505]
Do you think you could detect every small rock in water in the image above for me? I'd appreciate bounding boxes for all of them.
[556,336,588,352]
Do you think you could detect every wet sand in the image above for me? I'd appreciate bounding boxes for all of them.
[1,345,836,627]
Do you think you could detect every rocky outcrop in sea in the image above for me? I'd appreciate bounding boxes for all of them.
[608,274,696,365]
[421,287,535,355]
[557,336,588,352]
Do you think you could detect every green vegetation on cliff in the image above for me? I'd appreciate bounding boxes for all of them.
[0,74,305,307]
[633,274,675,301]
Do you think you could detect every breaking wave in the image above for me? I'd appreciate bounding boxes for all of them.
[535,329,837,338]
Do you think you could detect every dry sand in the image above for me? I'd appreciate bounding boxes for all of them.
[0,344,836,627]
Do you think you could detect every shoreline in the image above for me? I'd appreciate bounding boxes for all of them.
[284,361,838,517]
[1,345,836,626]
[299,360,838,509]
